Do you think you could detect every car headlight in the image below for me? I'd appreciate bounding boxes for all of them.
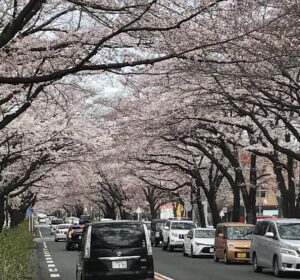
[171,232,179,238]
[227,242,235,248]
[280,244,297,256]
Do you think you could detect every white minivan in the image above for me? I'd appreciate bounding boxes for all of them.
[250,219,300,277]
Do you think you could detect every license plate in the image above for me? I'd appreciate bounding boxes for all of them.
[237,253,246,258]
[112,261,127,269]
[209,248,214,253]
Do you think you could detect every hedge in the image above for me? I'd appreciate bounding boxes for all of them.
[0,220,34,280]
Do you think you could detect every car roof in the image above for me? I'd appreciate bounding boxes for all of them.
[91,220,143,226]
[170,220,194,223]
[259,218,300,224]
[194,227,215,231]
[217,222,254,227]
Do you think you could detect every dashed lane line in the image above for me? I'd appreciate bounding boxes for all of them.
[38,226,61,279]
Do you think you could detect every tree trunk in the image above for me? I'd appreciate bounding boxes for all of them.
[8,208,25,228]
[246,154,257,224]
[287,156,296,217]
[195,187,206,227]
[206,194,220,228]
[0,197,5,232]
[232,187,240,222]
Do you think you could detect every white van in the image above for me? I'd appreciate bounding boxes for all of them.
[250,219,300,277]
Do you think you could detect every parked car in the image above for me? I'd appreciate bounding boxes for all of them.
[162,219,196,251]
[80,215,92,224]
[54,223,72,242]
[250,218,300,277]
[50,219,64,235]
[183,227,215,257]
[66,225,83,250]
[76,220,154,280]
[150,219,167,247]
[214,222,254,264]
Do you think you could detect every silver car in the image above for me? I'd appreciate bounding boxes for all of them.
[250,218,300,277]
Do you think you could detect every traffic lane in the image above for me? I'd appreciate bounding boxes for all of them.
[153,247,300,280]
[39,226,78,280]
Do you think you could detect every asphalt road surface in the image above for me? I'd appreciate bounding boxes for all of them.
[34,224,300,280]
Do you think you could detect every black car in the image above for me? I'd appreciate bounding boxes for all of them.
[150,219,167,247]
[76,220,154,280]
[66,225,83,250]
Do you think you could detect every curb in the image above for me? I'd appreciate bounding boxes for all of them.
[155,272,175,280]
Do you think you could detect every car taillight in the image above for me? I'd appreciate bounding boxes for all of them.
[143,224,152,256]
[68,230,74,238]
[84,226,91,259]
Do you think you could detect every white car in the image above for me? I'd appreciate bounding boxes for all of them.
[183,227,215,257]
[162,219,196,251]
[54,224,72,241]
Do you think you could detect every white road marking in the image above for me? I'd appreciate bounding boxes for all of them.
[50,274,60,278]
[155,272,175,280]
[38,225,61,279]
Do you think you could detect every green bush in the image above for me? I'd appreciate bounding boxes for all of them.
[0,220,34,280]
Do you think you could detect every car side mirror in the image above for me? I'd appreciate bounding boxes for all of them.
[218,233,224,238]
[164,226,169,230]
[265,232,275,238]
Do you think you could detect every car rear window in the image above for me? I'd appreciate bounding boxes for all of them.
[171,222,196,230]
[58,225,70,229]
[51,220,63,225]
[195,230,215,238]
[91,223,146,249]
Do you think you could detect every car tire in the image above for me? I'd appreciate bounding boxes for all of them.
[214,252,219,262]
[183,246,187,256]
[55,239,58,242]
[190,245,195,258]
[224,251,230,264]
[273,256,282,277]
[252,253,262,273]
[66,244,71,251]
[167,239,173,252]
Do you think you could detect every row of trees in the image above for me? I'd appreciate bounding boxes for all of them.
[0,1,299,230]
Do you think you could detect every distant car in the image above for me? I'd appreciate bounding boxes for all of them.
[66,225,83,250]
[162,219,196,251]
[80,215,92,223]
[251,218,300,277]
[183,228,215,257]
[50,219,64,235]
[150,219,167,247]
[76,220,154,280]
[54,224,72,241]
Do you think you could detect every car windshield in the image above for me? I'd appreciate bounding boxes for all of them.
[91,223,146,249]
[51,220,63,225]
[277,223,300,240]
[58,225,70,229]
[226,226,253,240]
[195,230,215,238]
[171,222,196,230]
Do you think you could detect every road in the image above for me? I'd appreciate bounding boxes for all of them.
[34,224,299,280]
